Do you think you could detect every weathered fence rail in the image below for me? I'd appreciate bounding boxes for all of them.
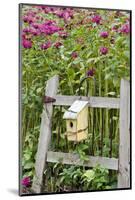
[47,151,118,170]
[53,95,120,109]
[32,75,130,193]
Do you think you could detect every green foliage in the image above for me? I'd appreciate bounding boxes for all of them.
[82,165,111,190]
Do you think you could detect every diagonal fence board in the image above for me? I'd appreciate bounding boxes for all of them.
[53,95,120,109]
[32,75,59,193]
[47,151,118,171]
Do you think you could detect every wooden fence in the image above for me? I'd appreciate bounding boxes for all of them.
[32,75,130,193]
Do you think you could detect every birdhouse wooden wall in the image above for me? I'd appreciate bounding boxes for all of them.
[63,100,88,142]
[76,106,88,141]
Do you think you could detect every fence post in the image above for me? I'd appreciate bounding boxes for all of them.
[32,75,59,193]
[118,79,130,188]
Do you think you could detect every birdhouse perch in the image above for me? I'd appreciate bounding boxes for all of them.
[63,100,88,142]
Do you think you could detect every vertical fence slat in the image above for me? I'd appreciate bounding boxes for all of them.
[32,75,59,193]
[118,79,130,188]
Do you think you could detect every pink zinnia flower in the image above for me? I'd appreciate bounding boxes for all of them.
[41,41,51,50]
[100,47,108,55]
[22,39,32,49]
[21,177,31,187]
[91,15,102,24]
[100,31,109,38]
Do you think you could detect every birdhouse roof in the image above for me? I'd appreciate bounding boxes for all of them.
[63,100,88,119]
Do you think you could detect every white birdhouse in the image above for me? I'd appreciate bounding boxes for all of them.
[63,100,88,142]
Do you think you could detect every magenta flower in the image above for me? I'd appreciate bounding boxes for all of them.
[63,10,74,21]
[119,23,130,34]
[87,68,96,77]
[71,52,78,59]
[36,16,40,20]
[55,8,73,20]
[91,15,102,24]
[41,41,51,50]
[100,47,108,55]
[23,16,34,24]
[22,33,26,40]
[22,39,32,49]
[44,6,56,13]
[112,25,119,32]
[31,23,40,29]
[100,31,109,38]
[39,23,62,35]
[44,20,56,26]
[23,27,32,33]
[54,41,63,48]
[58,31,68,39]
[21,177,31,187]
[55,9,64,18]
[27,11,36,17]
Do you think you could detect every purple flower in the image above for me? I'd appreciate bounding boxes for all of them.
[44,6,55,13]
[23,27,32,33]
[55,9,64,18]
[58,31,68,39]
[87,68,96,77]
[22,39,32,49]
[100,31,109,38]
[41,41,51,50]
[91,15,102,24]
[31,23,40,29]
[119,23,130,34]
[71,52,78,59]
[54,41,63,48]
[55,8,73,21]
[100,47,108,55]
[44,20,56,26]
[112,25,119,32]
[21,177,31,187]
[39,24,62,35]
[27,11,36,17]
[23,16,34,24]
[30,29,40,36]
[22,33,26,39]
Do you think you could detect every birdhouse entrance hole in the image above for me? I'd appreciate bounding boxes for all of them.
[70,121,73,128]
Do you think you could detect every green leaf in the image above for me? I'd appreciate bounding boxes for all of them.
[24,162,34,169]
[107,92,116,96]
[105,73,111,80]
[67,68,75,80]
[36,87,42,94]
[83,170,95,182]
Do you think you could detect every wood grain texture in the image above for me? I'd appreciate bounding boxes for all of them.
[53,95,120,109]
[118,79,130,188]
[32,75,59,193]
[47,151,118,170]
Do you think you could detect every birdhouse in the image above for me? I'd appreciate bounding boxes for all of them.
[63,100,88,142]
